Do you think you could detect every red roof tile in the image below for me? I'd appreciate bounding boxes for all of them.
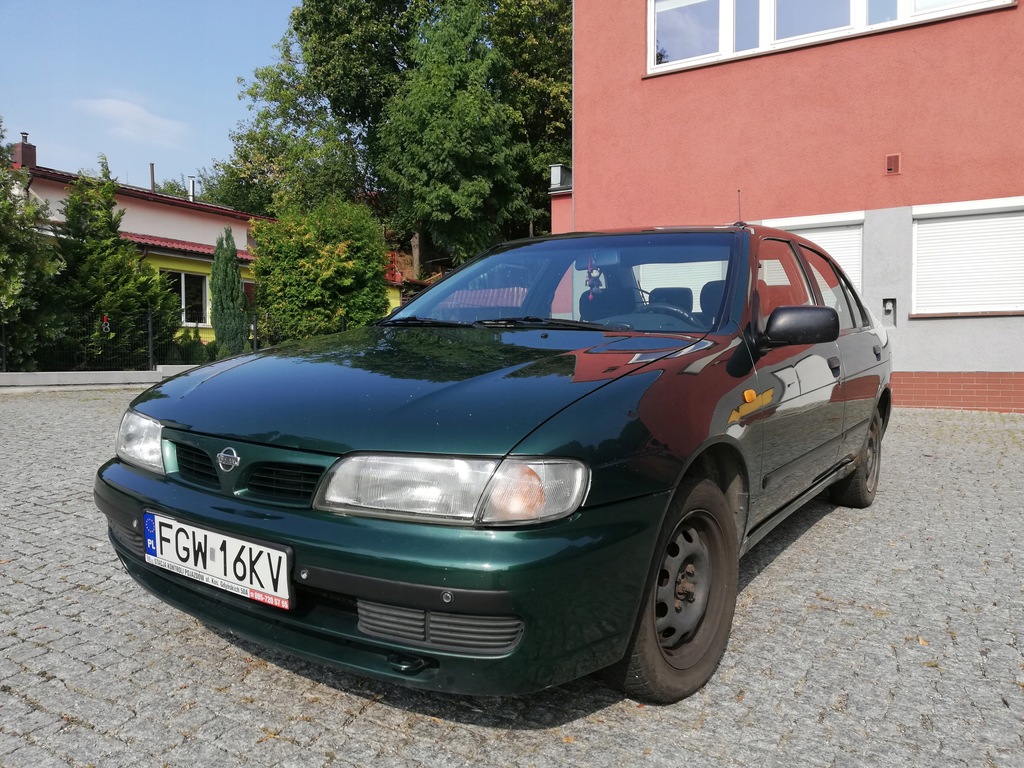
[121,232,252,261]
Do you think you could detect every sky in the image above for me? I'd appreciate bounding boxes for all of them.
[0,0,296,189]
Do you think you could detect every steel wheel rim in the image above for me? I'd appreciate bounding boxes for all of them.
[865,422,881,492]
[654,519,711,649]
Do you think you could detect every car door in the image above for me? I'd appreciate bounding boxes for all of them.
[749,238,844,525]
[797,244,884,465]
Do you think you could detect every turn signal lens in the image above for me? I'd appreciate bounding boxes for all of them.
[479,459,589,525]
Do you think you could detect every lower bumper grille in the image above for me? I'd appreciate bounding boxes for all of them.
[109,521,145,557]
[357,600,523,656]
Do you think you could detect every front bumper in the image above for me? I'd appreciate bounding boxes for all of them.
[95,459,669,696]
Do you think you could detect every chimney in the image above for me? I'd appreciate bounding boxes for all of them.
[12,132,36,169]
[188,175,196,202]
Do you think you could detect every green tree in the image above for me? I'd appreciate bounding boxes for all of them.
[378,0,530,263]
[251,198,389,342]
[197,161,275,217]
[210,227,249,358]
[224,31,362,216]
[220,0,572,261]
[489,0,572,233]
[48,157,180,370]
[0,118,61,370]
[154,176,190,198]
[291,0,429,148]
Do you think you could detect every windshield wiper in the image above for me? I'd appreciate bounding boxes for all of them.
[475,316,629,331]
[379,316,482,328]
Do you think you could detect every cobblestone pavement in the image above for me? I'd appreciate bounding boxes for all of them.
[1,388,1022,768]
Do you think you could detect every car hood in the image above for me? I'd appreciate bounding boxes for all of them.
[134,326,702,456]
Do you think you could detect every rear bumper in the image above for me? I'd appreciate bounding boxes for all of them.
[95,459,669,696]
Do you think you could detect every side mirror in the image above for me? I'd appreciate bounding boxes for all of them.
[761,306,839,349]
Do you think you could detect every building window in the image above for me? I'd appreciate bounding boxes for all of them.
[242,280,256,311]
[761,212,865,292]
[912,201,1024,315]
[654,0,720,63]
[649,0,1015,72]
[163,270,208,325]
[776,0,850,40]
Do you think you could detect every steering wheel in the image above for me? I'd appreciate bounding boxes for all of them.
[638,302,698,325]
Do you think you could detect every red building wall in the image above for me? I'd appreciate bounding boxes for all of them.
[571,2,1024,229]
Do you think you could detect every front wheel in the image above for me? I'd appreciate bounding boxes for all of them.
[608,479,738,703]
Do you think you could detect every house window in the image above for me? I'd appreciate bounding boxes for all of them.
[654,0,720,63]
[761,212,865,292]
[242,280,255,311]
[649,0,1015,72]
[163,270,208,325]
[776,0,850,40]
[912,200,1024,315]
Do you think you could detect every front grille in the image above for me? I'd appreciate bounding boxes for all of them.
[246,463,323,505]
[172,442,218,487]
[358,600,524,655]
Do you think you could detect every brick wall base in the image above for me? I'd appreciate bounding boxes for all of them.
[892,372,1024,413]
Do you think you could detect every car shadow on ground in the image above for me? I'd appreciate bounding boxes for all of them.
[206,494,840,728]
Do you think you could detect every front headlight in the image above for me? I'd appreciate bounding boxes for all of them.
[116,410,165,475]
[313,455,589,526]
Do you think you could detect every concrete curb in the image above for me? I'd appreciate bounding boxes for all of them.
[0,364,196,392]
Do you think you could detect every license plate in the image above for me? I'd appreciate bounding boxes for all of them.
[143,512,292,610]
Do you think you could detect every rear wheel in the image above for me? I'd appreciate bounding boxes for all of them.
[609,479,738,703]
[829,410,883,508]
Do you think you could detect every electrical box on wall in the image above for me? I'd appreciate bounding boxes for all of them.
[882,298,897,327]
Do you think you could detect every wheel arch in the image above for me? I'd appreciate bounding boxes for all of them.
[677,441,750,546]
[877,386,893,434]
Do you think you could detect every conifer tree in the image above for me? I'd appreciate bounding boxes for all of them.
[0,119,60,370]
[210,227,249,358]
[49,157,180,369]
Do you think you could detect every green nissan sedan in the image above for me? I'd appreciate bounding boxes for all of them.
[95,225,891,703]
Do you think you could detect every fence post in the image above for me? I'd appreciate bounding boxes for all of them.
[147,308,155,371]
[1,322,6,373]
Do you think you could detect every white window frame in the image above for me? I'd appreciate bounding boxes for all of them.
[911,197,1024,316]
[648,0,1015,74]
[162,269,211,327]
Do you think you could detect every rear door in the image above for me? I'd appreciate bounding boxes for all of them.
[797,244,884,464]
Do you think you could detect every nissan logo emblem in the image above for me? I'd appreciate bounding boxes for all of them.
[217,447,241,473]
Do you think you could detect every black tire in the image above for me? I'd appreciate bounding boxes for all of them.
[829,410,883,508]
[609,479,738,704]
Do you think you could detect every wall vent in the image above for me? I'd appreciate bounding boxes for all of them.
[885,154,901,175]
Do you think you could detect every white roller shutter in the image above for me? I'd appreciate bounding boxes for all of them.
[914,211,1024,314]
[791,225,863,291]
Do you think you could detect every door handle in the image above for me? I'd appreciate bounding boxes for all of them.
[873,345,882,360]
[828,355,841,376]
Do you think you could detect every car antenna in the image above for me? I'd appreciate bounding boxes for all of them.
[737,189,742,222]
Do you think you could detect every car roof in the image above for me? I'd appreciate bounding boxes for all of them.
[498,223,814,248]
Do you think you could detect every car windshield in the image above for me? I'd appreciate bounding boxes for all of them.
[387,232,740,334]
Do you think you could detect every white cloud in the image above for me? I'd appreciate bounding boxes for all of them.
[73,98,188,149]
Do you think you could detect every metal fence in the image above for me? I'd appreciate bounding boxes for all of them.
[0,310,273,373]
